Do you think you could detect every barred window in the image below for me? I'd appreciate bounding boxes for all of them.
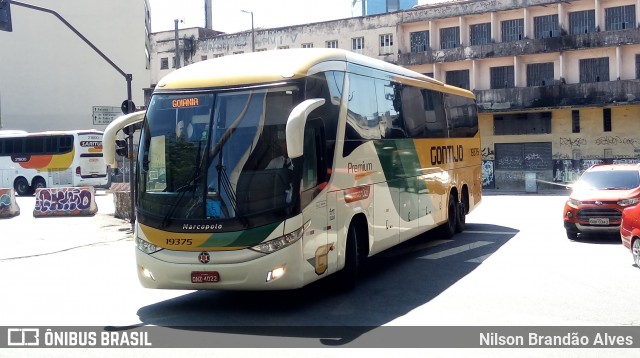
[490,66,515,89]
[160,57,169,70]
[445,69,470,90]
[579,58,609,83]
[526,63,554,87]
[302,43,314,48]
[410,31,429,52]
[326,40,338,48]
[569,10,595,34]
[605,5,636,31]
[440,27,460,49]
[501,19,524,42]
[470,23,491,46]
[534,14,559,39]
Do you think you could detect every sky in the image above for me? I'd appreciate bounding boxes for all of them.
[148,0,356,34]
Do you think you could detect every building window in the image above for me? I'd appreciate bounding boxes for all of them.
[212,54,224,58]
[490,66,515,89]
[410,30,429,52]
[636,54,640,79]
[603,108,612,132]
[380,34,393,54]
[579,58,609,83]
[572,110,580,133]
[501,19,524,42]
[494,112,552,135]
[326,40,338,48]
[352,37,364,54]
[526,63,554,87]
[172,56,177,68]
[445,69,470,90]
[569,10,596,34]
[302,43,314,48]
[469,23,491,45]
[160,57,169,70]
[257,48,267,52]
[277,46,289,50]
[605,5,636,31]
[534,14,559,39]
[201,55,207,61]
[233,51,244,55]
[440,27,460,49]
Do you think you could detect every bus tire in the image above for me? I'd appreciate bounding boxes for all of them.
[438,193,457,238]
[14,177,31,196]
[335,224,361,291]
[455,200,466,233]
[32,177,46,193]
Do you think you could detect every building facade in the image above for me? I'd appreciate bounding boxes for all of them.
[150,0,640,191]
[0,0,151,133]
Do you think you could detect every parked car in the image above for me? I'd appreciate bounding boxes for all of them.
[563,164,640,240]
[620,204,640,268]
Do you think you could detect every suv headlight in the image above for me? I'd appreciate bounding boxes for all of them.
[618,198,639,207]
[136,237,163,254]
[251,222,309,254]
[567,198,581,209]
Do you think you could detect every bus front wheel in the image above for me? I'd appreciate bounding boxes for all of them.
[14,177,31,196]
[335,224,362,291]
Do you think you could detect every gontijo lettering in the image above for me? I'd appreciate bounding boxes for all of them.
[172,97,200,108]
[431,145,464,165]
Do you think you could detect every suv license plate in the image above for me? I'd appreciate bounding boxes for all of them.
[191,271,220,283]
[589,218,609,225]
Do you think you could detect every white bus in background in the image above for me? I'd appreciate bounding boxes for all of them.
[0,129,109,195]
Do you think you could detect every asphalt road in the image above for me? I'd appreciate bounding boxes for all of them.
[1,191,639,358]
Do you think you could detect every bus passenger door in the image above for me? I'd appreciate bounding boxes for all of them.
[300,120,330,283]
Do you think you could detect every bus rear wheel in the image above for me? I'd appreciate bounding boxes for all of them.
[32,177,46,193]
[14,177,31,196]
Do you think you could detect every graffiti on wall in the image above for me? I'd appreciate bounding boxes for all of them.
[594,136,640,148]
[33,187,97,217]
[0,188,20,218]
[482,160,494,188]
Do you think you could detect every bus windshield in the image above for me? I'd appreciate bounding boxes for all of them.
[139,86,301,228]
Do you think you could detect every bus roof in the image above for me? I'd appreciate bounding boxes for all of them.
[156,48,452,93]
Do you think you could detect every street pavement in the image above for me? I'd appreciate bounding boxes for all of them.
[1,190,131,261]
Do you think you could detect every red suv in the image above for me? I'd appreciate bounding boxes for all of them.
[563,164,640,240]
[620,204,640,268]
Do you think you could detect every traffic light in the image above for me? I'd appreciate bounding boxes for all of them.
[115,139,128,158]
[0,0,12,32]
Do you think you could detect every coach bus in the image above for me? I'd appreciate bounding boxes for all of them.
[104,48,482,290]
[0,129,108,195]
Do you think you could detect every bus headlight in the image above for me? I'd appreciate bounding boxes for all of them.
[136,237,163,254]
[250,223,309,254]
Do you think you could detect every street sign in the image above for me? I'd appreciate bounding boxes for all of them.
[92,106,122,125]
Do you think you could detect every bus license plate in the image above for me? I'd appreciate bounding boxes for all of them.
[589,218,609,225]
[191,271,220,283]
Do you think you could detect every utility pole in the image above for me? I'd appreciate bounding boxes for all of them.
[7,1,137,228]
[174,19,181,69]
[241,10,255,52]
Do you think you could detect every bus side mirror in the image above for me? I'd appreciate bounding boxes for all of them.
[285,98,325,159]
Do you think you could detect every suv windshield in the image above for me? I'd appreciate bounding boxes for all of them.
[576,170,640,190]
[138,86,301,228]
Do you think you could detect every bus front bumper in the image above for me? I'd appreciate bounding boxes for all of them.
[135,240,306,291]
